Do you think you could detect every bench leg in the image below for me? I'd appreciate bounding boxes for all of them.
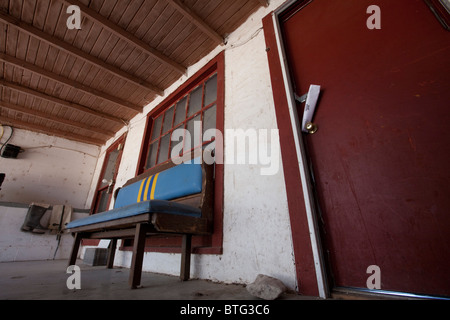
[107,239,117,269]
[68,233,83,267]
[129,223,148,289]
[180,234,192,281]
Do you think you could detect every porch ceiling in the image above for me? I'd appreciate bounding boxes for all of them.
[0,0,268,146]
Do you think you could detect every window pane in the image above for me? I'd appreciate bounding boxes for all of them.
[146,141,159,169]
[96,189,110,213]
[100,149,119,188]
[203,104,216,136]
[151,116,163,141]
[162,106,174,134]
[174,97,187,126]
[187,85,203,117]
[157,134,171,164]
[186,114,201,149]
[204,74,217,106]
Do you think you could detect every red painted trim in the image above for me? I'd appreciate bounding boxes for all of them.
[90,133,127,215]
[85,134,127,247]
[262,12,319,297]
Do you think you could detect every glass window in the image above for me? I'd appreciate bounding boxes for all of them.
[151,116,163,141]
[145,141,158,169]
[203,104,216,136]
[186,114,202,150]
[162,106,174,134]
[174,97,187,126]
[187,85,203,117]
[157,134,171,164]
[204,74,217,107]
[143,72,218,170]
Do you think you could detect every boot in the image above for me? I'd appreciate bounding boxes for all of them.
[21,204,49,234]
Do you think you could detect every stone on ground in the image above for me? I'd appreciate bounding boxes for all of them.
[246,274,287,300]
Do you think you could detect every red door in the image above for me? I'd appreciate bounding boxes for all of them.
[281,0,450,296]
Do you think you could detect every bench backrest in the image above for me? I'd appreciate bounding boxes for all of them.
[114,160,203,209]
[114,156,214,228]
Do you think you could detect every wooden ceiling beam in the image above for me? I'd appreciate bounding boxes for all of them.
[257,0,269,7]
[0,53,142,114]
[0,11,164,96]
[0,79,125,126]
[166,0,224,45]
[62,0,187,75]
[0,114,106,146]
[0,100,114,138]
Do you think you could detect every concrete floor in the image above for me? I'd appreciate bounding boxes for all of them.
[0,260,317,300]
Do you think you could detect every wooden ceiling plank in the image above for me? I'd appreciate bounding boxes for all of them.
[32,0,51,30]
[123,1,155,38]
[165,0,224,45]
[0,113,106,145]
[205,0,243,28]
[0,53,143,113]
[0,79,125,125]
[61,0,186,75]
[0,11,164,95]
[0,99,114,137]
[9,0,23,17]
[21,0,37,24]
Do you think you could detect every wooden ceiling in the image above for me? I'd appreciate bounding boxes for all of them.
[0,0,268,146]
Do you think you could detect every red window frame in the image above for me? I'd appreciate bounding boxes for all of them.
[142,72,218,170]
[84,133,126,246]
[125,51,225,255]
[90,134,127,215]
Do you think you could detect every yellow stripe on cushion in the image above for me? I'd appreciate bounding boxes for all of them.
[143,175,153,201]
[137,177,147,203]
[150,173,160,200]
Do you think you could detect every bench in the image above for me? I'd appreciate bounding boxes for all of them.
[66,156,214,288]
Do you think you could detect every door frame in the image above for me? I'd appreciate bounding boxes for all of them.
[263,0,328,298]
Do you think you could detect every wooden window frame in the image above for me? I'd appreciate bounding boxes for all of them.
[90,133,127,215]
[122,51,225,255]
[84,133,127,246]
[142,72,218,170]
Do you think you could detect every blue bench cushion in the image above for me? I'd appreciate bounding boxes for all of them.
[66,160,204,230]
[66,200,201,229]
[113,161,203,209]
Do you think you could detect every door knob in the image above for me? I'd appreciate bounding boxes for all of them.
[305,122,318,134]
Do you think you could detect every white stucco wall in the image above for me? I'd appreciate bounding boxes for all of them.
[0,128,99,262]
[0,128,99,209]
[86,0,298,289]
[0,205,88,262]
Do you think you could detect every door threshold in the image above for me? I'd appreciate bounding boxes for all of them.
[332,287,450,300]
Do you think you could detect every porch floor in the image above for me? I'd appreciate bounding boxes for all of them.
[0,260,317,300]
